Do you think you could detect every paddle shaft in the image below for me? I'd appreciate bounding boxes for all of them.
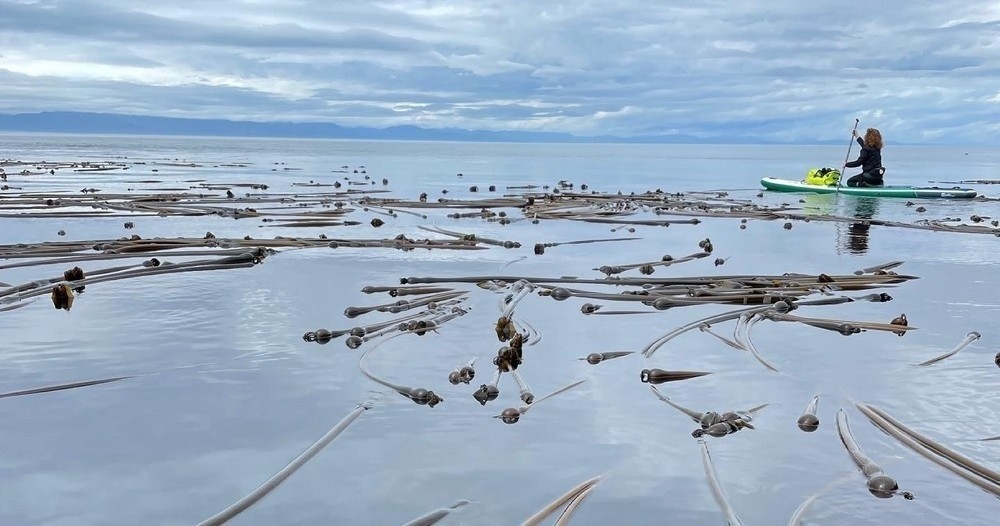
[836,118,860,192]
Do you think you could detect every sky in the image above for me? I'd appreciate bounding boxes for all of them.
[0,0,998,144]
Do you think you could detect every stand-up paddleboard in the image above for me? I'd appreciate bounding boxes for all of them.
[760,177,978,199]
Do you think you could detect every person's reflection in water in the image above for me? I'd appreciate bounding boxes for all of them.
[843,197,879,254]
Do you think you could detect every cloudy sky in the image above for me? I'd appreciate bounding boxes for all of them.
[0,0,998,144]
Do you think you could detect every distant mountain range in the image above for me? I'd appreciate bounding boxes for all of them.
[0,111,803,145]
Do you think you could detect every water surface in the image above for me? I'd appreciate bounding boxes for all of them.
[1,134,999,525]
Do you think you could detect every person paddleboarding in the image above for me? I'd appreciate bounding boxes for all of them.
[844,127,885,187]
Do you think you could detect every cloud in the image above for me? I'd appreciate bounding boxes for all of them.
[0,0,998,144]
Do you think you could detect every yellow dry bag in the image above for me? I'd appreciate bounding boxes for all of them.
[804,167,841,186]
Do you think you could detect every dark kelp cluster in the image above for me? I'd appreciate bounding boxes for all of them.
[1,158,997,524]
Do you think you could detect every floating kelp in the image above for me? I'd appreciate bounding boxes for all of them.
[534,282,849,310]
[50,282,74,311]
[577,300,651,316]
[303,308,441,345]
[580,351,634,364]
[501,255,528,270]
[509,369,534,404]
[856,403,1000,497]
[343,290,467,319]
[797,396,821,432]
[0,247,258,270]
[652,201,1000,237]
[402,270,916,287]
[399,500,471,526]
[643,305,773,358]
[536,286,657,304]
[357,309,468,406]
[195,401,372,526]
[734,312,780,372]
[835,409,914,500]
[387,286,455,298]
[698,323,744,350]
[21,168,987,242]
[585,309,652,316]
[361,285,453,296]
[641,294,864,358]
[357,313,459,348]
[551,483,598,526]
[520,474,603,526]
[916,331,982,366]
[855,261,905,275]
[532,236,641,255]
[786,472,858,526]
[888,313,908,336]
[500,280,535,317]
[0,235,488,270]
[349,199,428,220]
[448,357,477,385]
[593,250,711,276]
[0,234,485,268]
[418,225,521,248]
[494,379,587,424]
[492,320,521,346]
[649,386,765,438]
[639,369,711,384]
[472,370,502,406]
[700,440,745,526]
[762,311,918,336]
[1,250,269,312]
[691,410,763,439]
[515,319,543,348]
[494,342,523,373]
[430,262,913,364]
[0,376,131,399]
[494,283,535,346]
[853,292,894,302]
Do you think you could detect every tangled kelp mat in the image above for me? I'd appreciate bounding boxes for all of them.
[2,157,999,525]
[4,157,1000,239]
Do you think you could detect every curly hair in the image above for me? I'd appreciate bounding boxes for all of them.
[864,128,883,149]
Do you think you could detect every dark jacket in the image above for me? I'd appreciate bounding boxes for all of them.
[845,137,882,175]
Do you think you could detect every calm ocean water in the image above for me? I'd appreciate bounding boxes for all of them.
[1,133,998,525]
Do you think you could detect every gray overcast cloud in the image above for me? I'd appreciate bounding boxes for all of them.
[0,0,998,143]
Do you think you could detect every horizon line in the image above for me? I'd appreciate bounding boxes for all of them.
[0,110,991,148]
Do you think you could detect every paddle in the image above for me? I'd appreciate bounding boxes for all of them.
[836,118,860,194]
